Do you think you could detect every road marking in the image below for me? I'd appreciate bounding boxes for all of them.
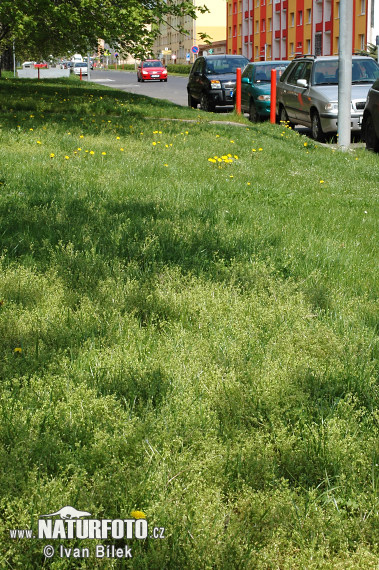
[91,79,115,82]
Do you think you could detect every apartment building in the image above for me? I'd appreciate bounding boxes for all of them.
[153,0,226,64]
[227,0,378,61]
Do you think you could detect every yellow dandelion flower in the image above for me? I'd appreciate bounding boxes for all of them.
[29,128,33,131]
[247,182,251,185]
[120,148,124,151]
[90,151,94,155]
[130,510,146,520]
[14,347,22,353]
[64,155,70,160]
[116,136,120,140]
[304,142,308,147]
[230,140,235,143]
[50,153,55,158]
[101,152,106,156]
[208,158,217,163]
[252,149,256,152]
[230,175,234,178]
[216,134,220,138]
[221,155,228,160]
[37,140,42,144]
[320,180,324,184]
[258,148,263,151]
[234,155,239,159]
[78,147,82,151]
[152,142,157,146]
[164,163,168,167]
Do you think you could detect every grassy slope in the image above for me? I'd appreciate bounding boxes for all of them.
[0,76,378,568]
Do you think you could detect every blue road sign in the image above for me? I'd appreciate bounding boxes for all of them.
[191,46,199,54]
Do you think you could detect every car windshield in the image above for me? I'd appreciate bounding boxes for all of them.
[75,62,87,67]
[313,59,379,85]
[143,61,163,68]
[205,58,248,74]
[253,64,288,82]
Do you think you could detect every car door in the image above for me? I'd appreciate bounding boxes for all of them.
[282,61,308,122]
[189,58,204,101]
[241,65,253,110]
[294,61,313,126]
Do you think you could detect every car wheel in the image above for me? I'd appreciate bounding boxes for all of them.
[137,76,140,82]
[188,93,197,109]
[311,111,325,142]
[279,105,293,128]
[164,79,167,82]
[200,93,215,112]
[364,114,379,152]
[248,101,260,123]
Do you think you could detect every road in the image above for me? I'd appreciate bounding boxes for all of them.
[90,69,189,107]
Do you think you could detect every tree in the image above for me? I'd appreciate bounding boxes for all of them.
[0,0,208,62]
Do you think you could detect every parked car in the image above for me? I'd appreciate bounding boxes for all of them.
[276,54,379,141]
[187,54,249,112]
[137,60,167,82]
[361,78,379,151]
[34,62,48,68]
[240,60,290,122]
[73,61,88,76]
[22,61,35,69]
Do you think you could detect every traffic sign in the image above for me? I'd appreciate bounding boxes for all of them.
[208,49,214,54]
[191,46,199,54]
[186,53,191,61]
[114,52,119,58]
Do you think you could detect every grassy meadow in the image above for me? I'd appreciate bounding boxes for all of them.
[0,75,378,568]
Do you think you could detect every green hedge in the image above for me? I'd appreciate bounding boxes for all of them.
[166,64,191,74]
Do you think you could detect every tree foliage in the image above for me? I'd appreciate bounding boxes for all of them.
[0,0,208,60]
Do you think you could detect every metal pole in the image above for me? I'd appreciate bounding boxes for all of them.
[337,0,353,150]
[87,51,91,81]
[13,40,16,77]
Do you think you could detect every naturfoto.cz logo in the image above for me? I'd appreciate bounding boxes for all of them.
[9,505,165,560]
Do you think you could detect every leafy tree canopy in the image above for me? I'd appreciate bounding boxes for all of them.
[0,0,208,60]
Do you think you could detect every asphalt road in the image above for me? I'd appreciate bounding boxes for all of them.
[90,69,189,107]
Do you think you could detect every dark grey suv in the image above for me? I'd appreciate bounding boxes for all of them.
[362,78,379,151]
[276,55,379,141]
[187,55,249,112]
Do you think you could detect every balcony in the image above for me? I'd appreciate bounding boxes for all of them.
[244,10,249,18]
[282,29,287,38]
[315,22,323,32]
[275,2,281,11]
[283,0,288,9]
[275,29,281,38]
[244,35,249,43]
[250,9,254,17]
[325,20,332,31]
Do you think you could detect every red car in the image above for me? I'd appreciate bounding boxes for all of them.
[137,60,167,82]
[34,62,48,68]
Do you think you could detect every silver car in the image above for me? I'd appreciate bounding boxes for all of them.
[276,55,379,141]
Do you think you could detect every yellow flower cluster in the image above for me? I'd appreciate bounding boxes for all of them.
[208,154,239,166]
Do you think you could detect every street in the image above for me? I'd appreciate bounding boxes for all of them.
[90,69,189,107]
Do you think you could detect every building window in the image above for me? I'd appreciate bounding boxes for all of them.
[233,25,237,36]
[336,2,339,18]
[256,0,259,6]
[290,12,294,26]
[262,19,265,31]
[239,23,242,35]
[360,34,365,49]
[228,27,232,38]
[290,43,294,56]
[360,0,365,14]
[256,20,259,33]
[233,2,237,14]
[268,17,272,31]
[255,46,259,59]
[307,8,311,23]
[298,11,303,25]
[306,39,311,53]
[239,0,242,12]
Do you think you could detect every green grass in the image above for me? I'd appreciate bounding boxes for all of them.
[0,76,378,568]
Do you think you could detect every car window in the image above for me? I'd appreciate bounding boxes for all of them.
[287,62,307,86]
[207,57,248,74]
[352,59,379,82]
[312,60,338,84]
[253,63,289,83]
[143,61,163,68]
[191,59,203,75]
[242,65,253,80]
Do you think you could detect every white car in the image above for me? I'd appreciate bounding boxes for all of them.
[73,62,88,76]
